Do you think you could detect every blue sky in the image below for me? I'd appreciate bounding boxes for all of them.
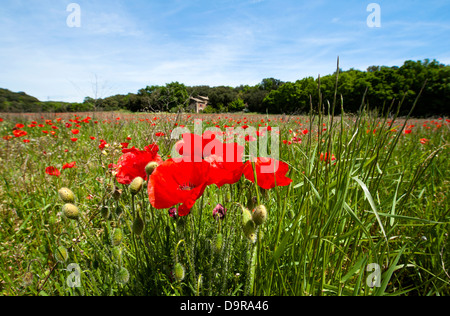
[0,0,449,102]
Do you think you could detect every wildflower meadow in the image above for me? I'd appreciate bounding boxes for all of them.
[0,97,449,297]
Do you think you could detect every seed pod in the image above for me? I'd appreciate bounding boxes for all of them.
[214,233,223,253]
[242,206,257,243]
[132,215,144,236]
[145,161,158,176]
[101,206,110,220]
[58,187,75,204]
[112,186,122,201]
[22,272,34,287]
[115,267,130,285]
[112,246,122,263]
[62,203,80,220]
[112,228,123,246]
[55,246,69,263]
[115,205,123,216]
[129,177,144,195]
[173,262,185,282]
[252,205,267,226]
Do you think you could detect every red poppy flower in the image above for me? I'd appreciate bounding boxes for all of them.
[148,158,211,216]
[0,118,3,122]
[63,162,76,169]
[15,123,25,129]
[71,129,80,135]
[320,152,336,163]
[204,141,245,188]
[175,132,218,162]
[70,138,78,142]
[23,139,30,143]
[155,132,165,137]
[99,139,108,149]
[243,158,292,190]
[45,166,60,177]
[115,144,163,185]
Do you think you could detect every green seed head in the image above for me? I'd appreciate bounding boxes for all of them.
[115,267,130,285]
[145,161,159,176]
[252,205,268,226]
[214,233,223,253]
[132,216,144,236]
[112,186,122,201]
[22,272,34,287]
[112,246,122,263]
[62,203,80,220]
[129,177,144,195]
[101,206,110,220]
[173,262,185,282]
[55,246,69,263]
[58,187,75,204]
[112,228,123,246]
[242,206,257,243]
[115,205,123,216]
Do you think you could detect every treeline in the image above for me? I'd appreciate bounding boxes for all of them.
[0,88,92,113]
[1,59,449,116]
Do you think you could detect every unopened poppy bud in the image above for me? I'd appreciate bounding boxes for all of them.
[132,215,144,236]
[145,161,158,176]
[112,246,122,263]
[116,267,130,284]
[58,187,75,203]
[55,246,69,263]
[115,205,123,216]
[214,233,223,253]
[112,228,123,246]
[22,271,34,287]
[112,186,122,201]
[101,206,110,220]
[242,206,257,243]
[252,205,267,226]
[129,177,144,195]
[173,262,185,282]
[62,203,80,220]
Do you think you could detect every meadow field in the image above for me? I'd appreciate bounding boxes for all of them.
[0,108,449,296]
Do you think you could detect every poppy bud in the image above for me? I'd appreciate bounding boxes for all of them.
[145,161,158,176]
[58,187,75,204]
[252,205,267,226]
[55,246,69,263]
[112,246,122,263]
[129,177,144,195]
[214,233,223,253]
[62,203,80,220]
[101,206,110,220]
[112,228,123,246]
[115,205,123,216]
[115,267,130,284]
[112,186,122,201]
[132,215,144,236]
[22,271,34,287]
[173,262,185,282]
[212,203,227,220]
